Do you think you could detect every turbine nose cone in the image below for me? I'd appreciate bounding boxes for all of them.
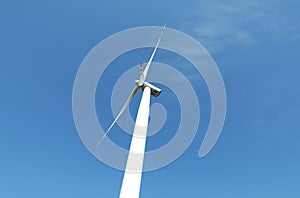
[138,81,143,87]
[135,80,143,87]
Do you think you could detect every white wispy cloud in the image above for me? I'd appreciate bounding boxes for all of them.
[184,0,298,53]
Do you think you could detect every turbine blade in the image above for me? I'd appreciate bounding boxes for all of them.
[143,24,166,81]
[96,86,140,147]
[138,63,144,86]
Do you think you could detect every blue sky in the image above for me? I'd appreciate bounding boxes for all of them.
[1,0,300,197]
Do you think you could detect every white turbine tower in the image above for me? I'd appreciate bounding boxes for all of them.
[96,25,166,198]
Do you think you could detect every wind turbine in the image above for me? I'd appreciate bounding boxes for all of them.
[96,25,166,198]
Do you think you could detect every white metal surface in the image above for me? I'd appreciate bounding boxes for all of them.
[96,86,140,147]
[143,24,166,80]
[119,87,151,198]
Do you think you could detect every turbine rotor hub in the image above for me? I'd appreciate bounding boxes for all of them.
[135,80,161,97]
